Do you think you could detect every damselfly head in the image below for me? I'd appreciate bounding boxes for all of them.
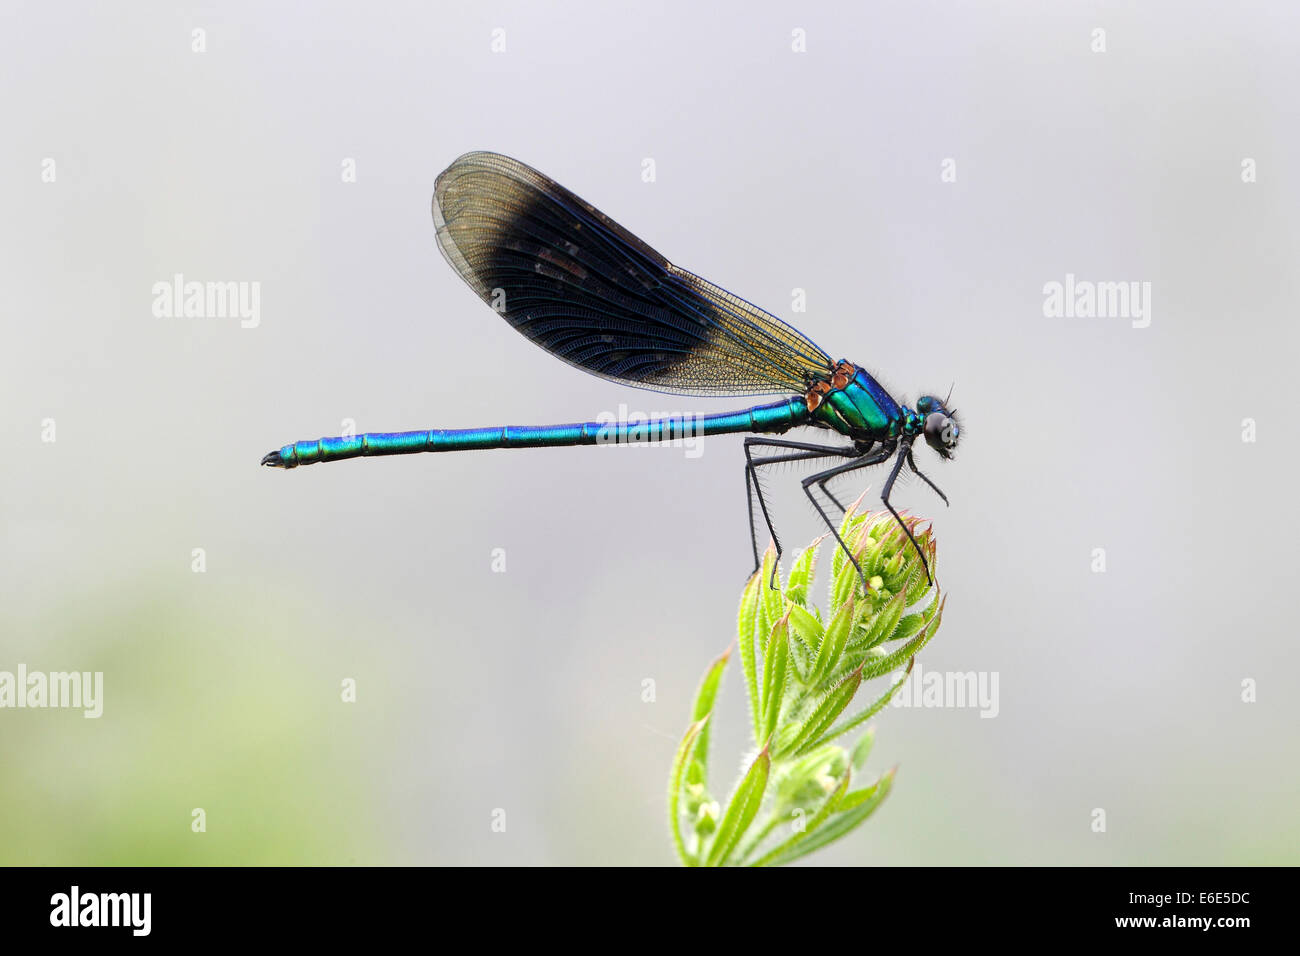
[916,395,960,460]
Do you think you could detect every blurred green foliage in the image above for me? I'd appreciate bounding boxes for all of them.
[0,592,379,865]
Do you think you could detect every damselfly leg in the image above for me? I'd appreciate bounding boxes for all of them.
[801,443,897,592]
[882,440,936,584]
[905,446,949,506]
[743,437,858,588]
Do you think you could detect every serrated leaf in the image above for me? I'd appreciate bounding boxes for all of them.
[831,507,868,579]
[786,601,824,653]
[755,546,776,649]
[892,594,940,641]
[705,749,771,867]
[850,726,877,771]
[860,597,945,680]
[785,539,823,606]
[807,658,915,749]
[778,743,843,790]
[760,614,791,742]
[772,721,801,756]
[831,540,871,607]
[784,667,863,757]
[857,585,907,650]
[737,571,762,743]
[922,532,938,581]
[686,757,705,788]
[751,766,852,867]
[668,717,708,866]
[760,545,784,626]
[809,594,855,685]
[757,768,895,867]
[836,770,894,812]
[769,744,848,822]
[692,649,730,722]
[861,532,888,579]
[890,607,928,643]
[903,555,934,607]
[877,516,909,560]
[690,647,731,782]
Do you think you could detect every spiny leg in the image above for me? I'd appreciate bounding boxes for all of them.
[812,442,874,516]
[799,444,896,591]
[746,450,834,582]
[744,437,857,588]
[745,442,857,587]
[819,482,846,512]
[816,458,863,514]
[743,436,859,457]
[754,439,879,517]
[905,447,949,506]
[881,441,934,584]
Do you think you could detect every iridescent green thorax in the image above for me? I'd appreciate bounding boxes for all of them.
[807,360,905,442]
[901,407,925,437]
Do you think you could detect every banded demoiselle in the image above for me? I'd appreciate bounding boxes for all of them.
[262,151,961,586]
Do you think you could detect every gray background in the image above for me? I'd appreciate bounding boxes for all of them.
[2,0,1297,865]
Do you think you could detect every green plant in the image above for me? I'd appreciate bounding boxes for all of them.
[668,497,945,866]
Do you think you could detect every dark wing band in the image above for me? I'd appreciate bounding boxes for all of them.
[433,151,833,397]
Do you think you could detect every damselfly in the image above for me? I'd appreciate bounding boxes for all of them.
[262,152,961,587]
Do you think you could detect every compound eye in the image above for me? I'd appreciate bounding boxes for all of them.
[924,412,957,453]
